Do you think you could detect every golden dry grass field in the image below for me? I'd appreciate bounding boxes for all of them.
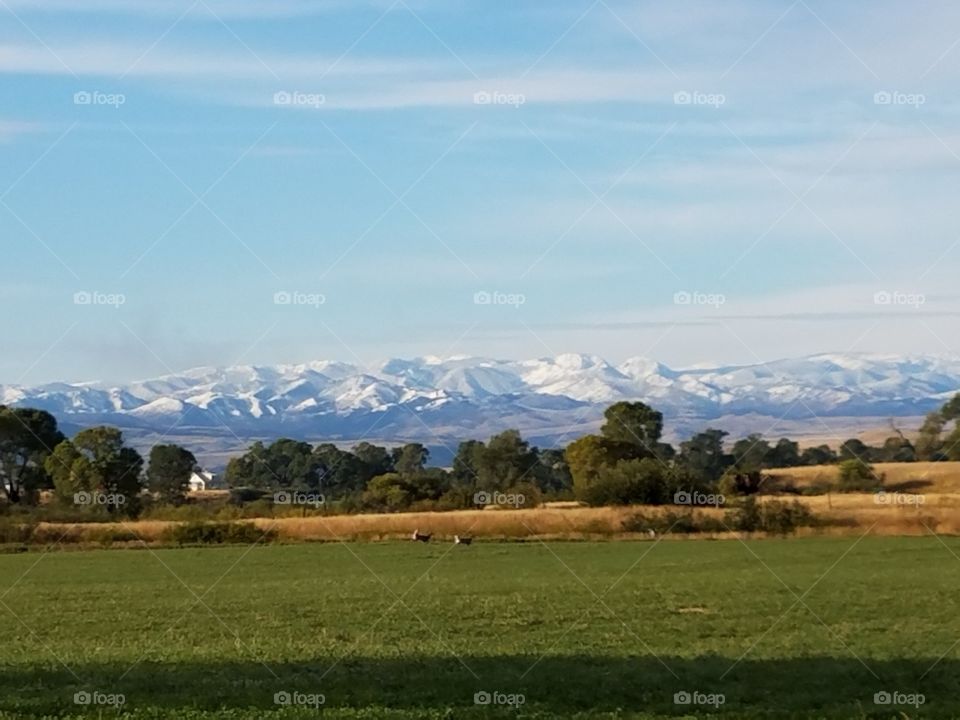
[766,460,960,494]
[18,462,960,548]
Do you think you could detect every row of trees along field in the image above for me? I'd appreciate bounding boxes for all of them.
[0,408,196,516]
[1,392,959,518]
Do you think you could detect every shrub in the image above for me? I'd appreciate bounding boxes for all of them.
[725,497,818,535]
[168,521,276,545]
[761,501,817,535]
[837,459,883,492]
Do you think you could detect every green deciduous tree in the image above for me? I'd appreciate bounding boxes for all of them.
[392,443,429,476]
[839,438,873,463]
[361,469,450,512]
[147,444,197,505]
[352,442,393,481]
[678,429,731,485]
[224,439,320,491]
[769,438,801,468]
[534,448,573,495]
[580,458,684,506]
[46,441,95,501]
[731,434,772,472]
[452,439,485,485]
[878,436,916,463]
[915,412,945,461]
[565,434,635,498]
[313,443,367,496]
[799,444,837,466]
[450,431,540,491]
[0,406,64,504]
[600,401,672,459]
[46,426,143,515]
[478,430,539,489]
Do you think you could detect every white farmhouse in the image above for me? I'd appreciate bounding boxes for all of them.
[188,470,215,492]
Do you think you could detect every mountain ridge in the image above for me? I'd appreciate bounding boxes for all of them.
[2,352,958,445]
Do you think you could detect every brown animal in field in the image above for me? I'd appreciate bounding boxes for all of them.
[454,535,472,545]
[412,529,432,542]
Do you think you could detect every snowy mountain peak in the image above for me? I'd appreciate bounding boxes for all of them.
[2,353,958,444]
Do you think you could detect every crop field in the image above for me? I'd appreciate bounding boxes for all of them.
[2,537,960,719]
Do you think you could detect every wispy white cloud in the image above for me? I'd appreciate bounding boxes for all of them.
[0,0,389,18]
[0,119,45,141]
[0,41,432,79]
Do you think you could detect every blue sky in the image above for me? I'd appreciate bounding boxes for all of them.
[2,0,960,384]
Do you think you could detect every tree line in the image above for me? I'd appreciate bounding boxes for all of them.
[1,391,958,517]
[0,407,196,516]
[221,431,569,513]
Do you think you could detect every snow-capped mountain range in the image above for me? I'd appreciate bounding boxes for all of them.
[2,353,958,446]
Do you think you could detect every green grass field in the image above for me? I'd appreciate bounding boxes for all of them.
[1,537,959,718]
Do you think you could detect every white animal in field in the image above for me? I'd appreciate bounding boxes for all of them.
[412,529,432,543]
[454,535,472,545]
[647,529,656,539]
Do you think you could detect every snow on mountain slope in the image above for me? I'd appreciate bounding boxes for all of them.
[2,353,958,441]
